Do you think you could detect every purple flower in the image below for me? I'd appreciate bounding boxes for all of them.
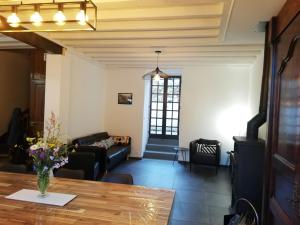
[39,152,45,159]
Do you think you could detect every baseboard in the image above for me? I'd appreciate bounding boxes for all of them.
[129,157,143,160]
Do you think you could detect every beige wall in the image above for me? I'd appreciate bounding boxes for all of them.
[105,68,148,157]
[0,51,30,135]
[45,51,106,141]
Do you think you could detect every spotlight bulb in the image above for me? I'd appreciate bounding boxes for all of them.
[30,11,43,27]
[7,12,20,28]
[76,10,89,25]
[54,10,66,26]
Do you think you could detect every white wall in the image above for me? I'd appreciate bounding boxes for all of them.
[249,51,267,139]
[45,51,106,141]
[104,63,264,165]
[179,65,253,165]
[104,68,148,157]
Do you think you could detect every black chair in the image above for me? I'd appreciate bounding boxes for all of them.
[0,108,29,156]
[189,138,221,173]
[55,168,85,180]
[101,173,133,185]
[0,163,27,173]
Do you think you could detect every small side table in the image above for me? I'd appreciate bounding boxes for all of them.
[173,147,189,166]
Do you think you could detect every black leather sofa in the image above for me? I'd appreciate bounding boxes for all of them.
[72,132,131,173]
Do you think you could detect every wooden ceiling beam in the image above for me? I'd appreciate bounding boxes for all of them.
[49,29,220,40]
[76,45,264,53]
[0,15,63,54]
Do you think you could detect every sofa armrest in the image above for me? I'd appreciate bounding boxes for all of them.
[189,140,198,160]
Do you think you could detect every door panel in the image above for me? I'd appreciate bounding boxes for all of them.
[29,50,46,136]
[267,12,300,225]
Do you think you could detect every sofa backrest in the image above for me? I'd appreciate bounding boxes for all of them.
[72,132,109,146]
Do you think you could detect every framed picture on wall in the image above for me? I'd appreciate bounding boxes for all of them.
[118,93,133,105]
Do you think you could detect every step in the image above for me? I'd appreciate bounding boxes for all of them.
[143,150,177,161]
[148,138,179,146]
[145,143,178,152]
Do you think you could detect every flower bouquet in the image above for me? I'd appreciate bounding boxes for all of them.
[28,112,69,197]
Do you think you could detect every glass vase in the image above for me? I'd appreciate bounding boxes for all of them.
[37,171,50,197]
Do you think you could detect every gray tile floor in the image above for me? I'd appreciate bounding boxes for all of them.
[111,158,231,225]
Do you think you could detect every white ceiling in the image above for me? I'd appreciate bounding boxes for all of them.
[0,0,286,66]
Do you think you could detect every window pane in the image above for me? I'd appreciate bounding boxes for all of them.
[167,111,172,118]
[151,119,156,126]
[152,102,157,110]
[168,87,173,94]
[152,86,158,93]
[172,120,178,127]
[152,94,158,102]
[173,103,179,110]
[158,94,164,102]
[174,78,180,86]
[157,127,162,134]
[150,126,156,134]
[157,111,163,118]
[166,119,172,126]
[158,86,164,94]
[173,111,178,119]
[158,103,163,110]
[152,79,159,85]
[172,128,178,135]
[174,86,180,94]
[151,110,157,118]
[168,79,173,86]
[166,127,171,135]
[157,119,163,126]
[167,103,172,110]
[173,95,179,102]
[159,78,164,85]
[167,95,173,103]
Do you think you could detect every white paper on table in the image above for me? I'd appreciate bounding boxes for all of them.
[5,189,77,206]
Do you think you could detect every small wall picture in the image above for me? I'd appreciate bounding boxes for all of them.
[118,93,133,105]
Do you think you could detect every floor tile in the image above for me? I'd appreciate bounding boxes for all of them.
[111,158,232,225]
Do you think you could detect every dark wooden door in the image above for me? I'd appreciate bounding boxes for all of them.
[29,50,46,136]
[265,4,300,225]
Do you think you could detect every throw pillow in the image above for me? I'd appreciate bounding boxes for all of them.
[111,136,130,145]
[91,141,108,149]
[105,137,115,148]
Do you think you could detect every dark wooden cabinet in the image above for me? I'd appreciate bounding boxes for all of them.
[29,50,46,135]
[232,136,265,219]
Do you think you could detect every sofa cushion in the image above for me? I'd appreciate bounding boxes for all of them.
[111,136,130,145]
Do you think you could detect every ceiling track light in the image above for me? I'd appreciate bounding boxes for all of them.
[0,0,97,32]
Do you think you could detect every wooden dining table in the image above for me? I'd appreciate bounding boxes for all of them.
[0,172,175,225]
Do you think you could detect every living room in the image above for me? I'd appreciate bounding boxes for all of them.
[0,0,297,225]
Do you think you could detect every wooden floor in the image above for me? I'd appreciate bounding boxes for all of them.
[0,172,175,225]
